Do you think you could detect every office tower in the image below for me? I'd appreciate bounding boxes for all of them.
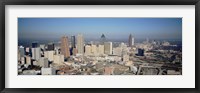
[98,45,104,55]
[44,51,54,62]
[91,44,97,55]
[47,43,54,51]
[71,35,76,48]
[104,42,112,55]
[32,47,41,60]
[19,46,25,57]
[85,45,92,55]
[128,34,134,47]
[77,34,84,54]
[54,54,64,64]
[100,34,106,44]
[32,42,38,48]
[61,36,70,58]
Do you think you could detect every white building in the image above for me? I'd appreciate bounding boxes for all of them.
[98,45,104,55]
[44,51,54,61]
[104,42,112,55]
[77,34,84,54]
[32,47,41,60]
[91,44,97,55]
[19,46,25,58]
[85,45,92,55]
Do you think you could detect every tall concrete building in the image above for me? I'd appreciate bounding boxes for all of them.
[104,42,112,55]
[32,47,41,60]
[77,34,84,54]
[128,34,134,47]
[47,43,54,51]
[71,35,76,48]
[32,42,38,48]
[91,44,97,55]
[100,34,106,44]
[44,51,54,62]
[98,45,104,55]
[61,36,70,58]
[85,45,91,55]
[19,46,25,58]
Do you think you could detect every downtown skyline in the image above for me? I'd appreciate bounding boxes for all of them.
[18,18,182,41]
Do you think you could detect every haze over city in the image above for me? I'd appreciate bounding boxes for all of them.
[18,18,182,75]
[18,18,182,41]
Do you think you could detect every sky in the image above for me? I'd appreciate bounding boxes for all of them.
[18,18,182,41]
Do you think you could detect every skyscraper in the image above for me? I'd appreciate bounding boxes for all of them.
[71,35,76,48]
[61,36,70,58]
[104,42,112,55]
[32,47,41,60]
[129,34,134,47]
[19,46,25,58]
[47,43,54,51]
[32,42,38,48]
[100,34,106,44]
[77,34,84,54]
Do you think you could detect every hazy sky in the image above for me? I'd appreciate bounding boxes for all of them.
[18,18,182,41]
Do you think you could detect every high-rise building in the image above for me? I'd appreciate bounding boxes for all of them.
[100,34,106,44]
[44,51,54,62]
[32,42,38,48]
[98,45,104,55]
[91,44,97,55]
[71,35,76,48]
[71,48,77,56]
[128,34,134,47]
[104,42,112,55]
[47,43,54,51]
[85,45,91,55]
[19,46,25,57]
[32,47,41,60]
[77,34,84,54]
[61,36,70,58]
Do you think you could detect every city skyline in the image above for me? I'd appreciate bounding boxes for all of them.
[18,18,182,41]
[17,18,182,75]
